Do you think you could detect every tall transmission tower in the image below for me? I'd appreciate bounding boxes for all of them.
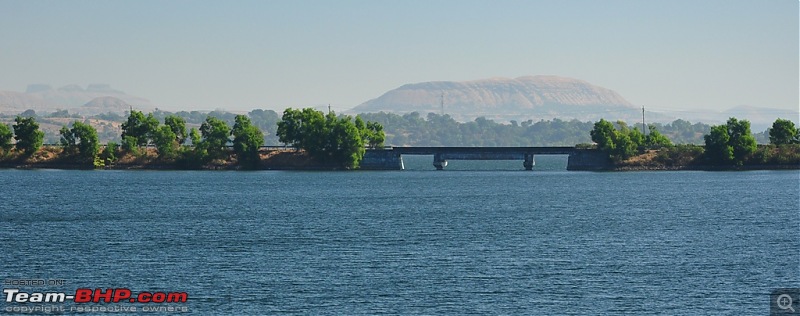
[642,106,646,136]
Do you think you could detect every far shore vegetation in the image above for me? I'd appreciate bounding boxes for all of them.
[0,108,798,170]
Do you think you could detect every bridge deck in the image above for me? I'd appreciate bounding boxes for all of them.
[391,146,576,155]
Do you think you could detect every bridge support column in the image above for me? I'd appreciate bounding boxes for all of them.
[523,154,535,170]
[433,153,448,170]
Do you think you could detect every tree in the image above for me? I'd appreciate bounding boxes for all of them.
[183,127,208,167]
[769,118,798,145]
[590,119,616,152]
[590,119,675,162]
[355,115,368,139]
[101,142,119,165]
[59,121,99,160]
[121,110,159,146]
[354,116,386,149]
[366,121,385,149]
[627,126,645,149]
[704,124,733,163]
[276,108,306,147]
[121,136,139,155]
[164,115,187,145]
[153,125,178,159]
[276,108,371,168]
[59,125,75,152]
[231,115,264,166]
[13,116,44,156]
[645,125,673,148]
[325,114,365,168]
[726,118,756,165]
[199,116,231,159]
[189,128,201,146]
[610,130,637,161]
[0,123,12,154]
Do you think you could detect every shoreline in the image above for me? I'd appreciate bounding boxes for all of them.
[608,164,799,172]
[1,161,797,171]
[1,146,798,171]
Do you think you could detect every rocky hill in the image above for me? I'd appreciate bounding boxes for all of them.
[351,76,641,122]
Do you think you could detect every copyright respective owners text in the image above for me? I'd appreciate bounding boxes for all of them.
[772,288,800,315]
[3,278,190,314]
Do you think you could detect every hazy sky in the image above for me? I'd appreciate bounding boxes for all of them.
[0,0,797,113]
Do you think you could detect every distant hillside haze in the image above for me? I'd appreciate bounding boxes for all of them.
[0,78,795,131]
[0,84,153,115]
[351,76,640,122]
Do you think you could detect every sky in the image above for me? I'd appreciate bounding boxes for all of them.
[0,0,797,114]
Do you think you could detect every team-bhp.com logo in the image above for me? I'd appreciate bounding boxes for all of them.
[4,288,188,313]
[4,288,188,303]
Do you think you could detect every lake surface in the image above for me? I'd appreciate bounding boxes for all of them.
[0,164,798,315]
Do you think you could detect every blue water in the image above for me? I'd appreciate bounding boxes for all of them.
[0,168,798,315]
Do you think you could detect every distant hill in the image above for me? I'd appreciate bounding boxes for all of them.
[79,96,135,116]
[351,76,643,122]
[0,84,153,115]
[350,76,798,129]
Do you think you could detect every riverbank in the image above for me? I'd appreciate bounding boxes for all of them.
[0,146,326,170]
[0,145,798,171]
[610,145,800,171]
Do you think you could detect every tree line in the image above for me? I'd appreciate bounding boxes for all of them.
[276,108,385,168]
[590,117,800,166]
[0,108,385,169]
[6,108,785,146]
[355,112,782,146]
[1,109,796,169]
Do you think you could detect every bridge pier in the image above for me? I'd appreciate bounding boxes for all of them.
[523,154,535,170]
[433,153,448,170]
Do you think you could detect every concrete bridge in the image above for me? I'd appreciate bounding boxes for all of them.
[360,147,610,171]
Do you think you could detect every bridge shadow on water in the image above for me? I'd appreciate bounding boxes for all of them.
[400,154,570,171]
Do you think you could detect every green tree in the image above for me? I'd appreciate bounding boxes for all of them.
[59,126,75,154]
[153,125,178,159]
[59,121,99,160]
[0,123,12,154]
[164,115,187,145]
[13,116,44,156]
[121,110,159,146]
[276,108,300,146]
[183,127,208,167]
[323,113,365,168]
[704,124,733,164]
[189,128,201,146]
[366,121,386,148]
[628,127,645,149]
[121,135,139,155]
[354,115,386,149]
[590,119,616,152]
[199,116,231,159]
[645,125,673,148]
[276,108,370,168]
[590,119,673,162]
[101,142,119,165]
[355,115,368,139]
[276,108,312,147]
[611,130,637,161]
[769,118,798,145]
[726,118,756,165]
[231,115,264,167]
